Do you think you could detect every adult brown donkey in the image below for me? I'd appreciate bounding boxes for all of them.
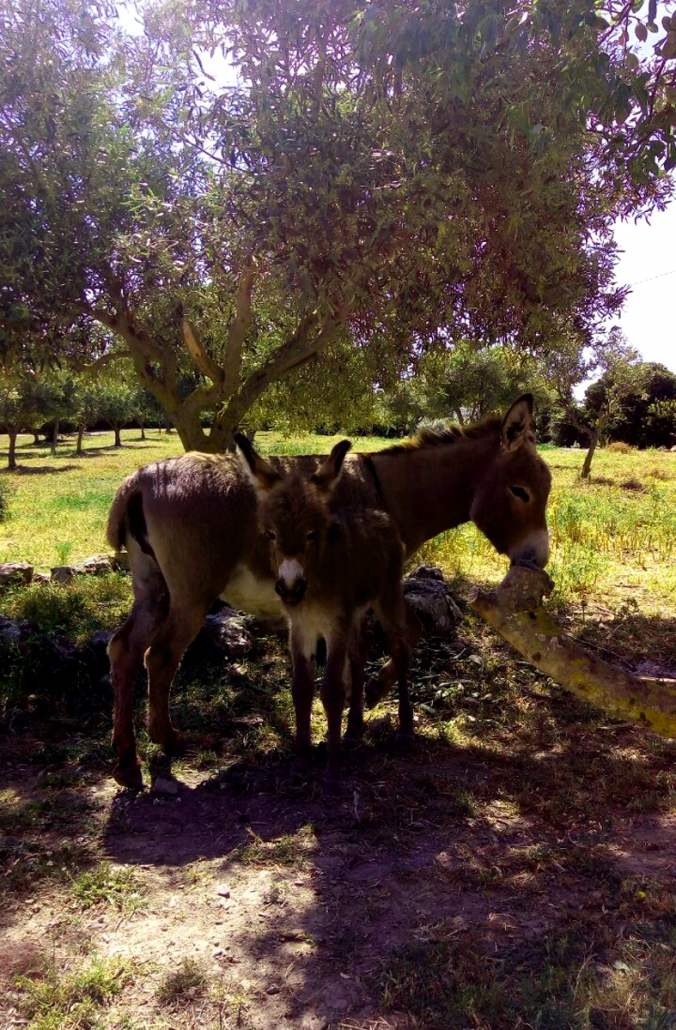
[106,394,551,789]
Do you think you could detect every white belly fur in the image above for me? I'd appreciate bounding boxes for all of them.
[221,564,284,620]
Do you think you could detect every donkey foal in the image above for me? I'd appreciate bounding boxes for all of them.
[236,435,412,776]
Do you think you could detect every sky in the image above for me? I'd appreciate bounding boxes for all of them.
[612,201,676,373]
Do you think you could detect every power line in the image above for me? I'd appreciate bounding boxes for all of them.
[628,268,676,286]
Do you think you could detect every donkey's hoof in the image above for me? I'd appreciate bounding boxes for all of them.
[344,721,364,745]
[113,762,144,791]
[342,732,361,750]
[322,768,341,797]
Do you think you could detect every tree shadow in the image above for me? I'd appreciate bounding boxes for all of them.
[0,464,80,476]
[3,612,676,1026]
[97,722,676,1027]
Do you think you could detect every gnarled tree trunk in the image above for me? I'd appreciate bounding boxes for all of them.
[470,566,676,739]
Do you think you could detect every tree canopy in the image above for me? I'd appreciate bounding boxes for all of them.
[1,0,674,449]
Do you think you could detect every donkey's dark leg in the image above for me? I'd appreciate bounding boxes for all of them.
[289,624,317,752]
[144,603,209,756]
[345,628,369,743]
[321,630,350,772]
[365,601,421,709]
[108,552,169,789]
[390,630,413,741]
[377,591,414,741]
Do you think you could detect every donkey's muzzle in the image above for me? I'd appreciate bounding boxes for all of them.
[275,578,307,607]
[509,529,550,570]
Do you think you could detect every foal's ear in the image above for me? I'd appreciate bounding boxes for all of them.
[235,433,282,493]
[311,439,352,495]
[501,394,535,451]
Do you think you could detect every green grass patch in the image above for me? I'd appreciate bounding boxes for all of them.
[379,919,676,1030]
[14,957,130,1030]
[1,574,131,643]
[156,957,208,1006]
[72,862,147,914]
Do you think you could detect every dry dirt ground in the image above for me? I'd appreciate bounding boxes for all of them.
[1,615,676,1030]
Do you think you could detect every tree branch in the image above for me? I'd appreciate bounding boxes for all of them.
[223,263,256,397]
[226,312,344,423]
[182,319,223,383]
[71,350,132,373]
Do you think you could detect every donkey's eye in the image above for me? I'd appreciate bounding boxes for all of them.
[265,529,276,541]
[510,486,530,503]
[306,530,319,544]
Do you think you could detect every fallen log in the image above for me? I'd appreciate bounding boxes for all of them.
[469,565,676,739]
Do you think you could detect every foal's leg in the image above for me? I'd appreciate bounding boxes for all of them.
[289,622,317,752]
[108,550,168,789]
[365,600,421,709]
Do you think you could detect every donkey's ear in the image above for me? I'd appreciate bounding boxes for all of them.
[235,433,282,493]
[501,394,535,451]
[311,439,352,495]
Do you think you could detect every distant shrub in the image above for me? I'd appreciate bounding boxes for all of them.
[620,478,646,493]
[416,417,450,435]
[607,441,635,454]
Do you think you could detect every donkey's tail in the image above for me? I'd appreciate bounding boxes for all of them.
[106,473,152,556]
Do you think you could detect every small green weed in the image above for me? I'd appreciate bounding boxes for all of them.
[1,574,131,643]
[156,958,208,1005]
[14,957,129,1030]
[235,824,318,867]
[54,540,74,565]
[72,862,146,914]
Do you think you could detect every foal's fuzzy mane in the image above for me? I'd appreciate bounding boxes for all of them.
[375,416,502,456]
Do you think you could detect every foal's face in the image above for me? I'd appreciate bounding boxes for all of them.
[260,475,329,607]
[236,435,352,607]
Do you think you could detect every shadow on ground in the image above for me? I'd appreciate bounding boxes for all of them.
[1,613,675,1029]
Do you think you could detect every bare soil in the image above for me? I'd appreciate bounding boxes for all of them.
[2,616,676,1030]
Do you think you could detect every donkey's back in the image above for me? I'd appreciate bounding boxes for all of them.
[106,448,383,788]
[107,449,381,615]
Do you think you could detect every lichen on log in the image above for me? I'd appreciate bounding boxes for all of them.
[469,565,676,740]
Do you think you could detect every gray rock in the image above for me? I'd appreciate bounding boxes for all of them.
[0,562,33,588]
[150,777,179,795]
[403,566,462,638]
[197,610,253,657]
[51,554,115,583]
[0,615,25,647]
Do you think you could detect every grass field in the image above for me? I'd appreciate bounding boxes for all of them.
[1,428,676,614]
[1,428,676,1030]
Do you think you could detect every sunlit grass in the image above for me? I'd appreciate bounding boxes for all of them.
[1,430,675,613]
[417,446,676,614]
[0,428,386,570]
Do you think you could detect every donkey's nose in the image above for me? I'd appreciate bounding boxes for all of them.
[275,578,306,607]
[510,529,550,570]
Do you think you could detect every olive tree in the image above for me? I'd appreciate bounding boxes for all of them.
[1,0,675,450]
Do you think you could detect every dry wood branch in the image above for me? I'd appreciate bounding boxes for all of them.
[182,319,223,383]
[470,566,676,739]
[223,264,255,397]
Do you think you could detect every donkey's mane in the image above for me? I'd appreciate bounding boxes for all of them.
[375,416,502,456]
